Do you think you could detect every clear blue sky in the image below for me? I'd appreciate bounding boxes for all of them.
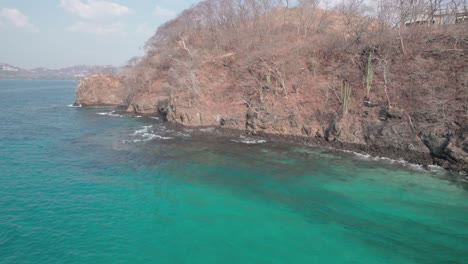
[0,0,200,68]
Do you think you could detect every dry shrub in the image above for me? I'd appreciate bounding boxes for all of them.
[118,0,466,130]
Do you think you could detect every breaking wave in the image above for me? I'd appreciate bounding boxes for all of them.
[339,149,446,173]
[128,125,172,143]
[97,111,124,117]
[341,149,372,159]
[124,125,191,143]
[232,135,267,145]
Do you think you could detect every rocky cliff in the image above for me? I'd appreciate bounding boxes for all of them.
[75,74,127,106]
[74,2,467,175]
[76,70,467,175]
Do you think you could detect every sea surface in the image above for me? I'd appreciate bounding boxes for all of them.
[0,80,467,264]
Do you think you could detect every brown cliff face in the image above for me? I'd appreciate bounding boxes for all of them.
[73,4,468,175]
[75,74,127,106]
[116,53,466,174]
[73,69,467,175]
[162,97,466,174]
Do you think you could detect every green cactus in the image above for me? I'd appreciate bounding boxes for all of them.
[410,75,414,97]
[307,55,317,76]
[366,51,373,97]
[266,72,271,88]
[341,80,351,115]
[258,84,264,103]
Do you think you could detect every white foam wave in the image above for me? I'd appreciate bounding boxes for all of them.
[132,126,152,136]
[339,149,439,172]
[232,135,267,145]
[96,111,124,117]
[67,104,82,108]
[407,163,426,171]
[174,132,191,138]
[124,125,174,143]
[341,149,372,159]
[154,135,173,140]
[428,164,445,173]
[199,127,216,133]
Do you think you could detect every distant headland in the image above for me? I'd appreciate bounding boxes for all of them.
[0,63,117,80]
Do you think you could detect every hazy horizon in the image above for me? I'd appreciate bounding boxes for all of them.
[0,62,118,69]
[0,0,200,69]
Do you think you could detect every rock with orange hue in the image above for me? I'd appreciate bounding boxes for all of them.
[75,74,127,106]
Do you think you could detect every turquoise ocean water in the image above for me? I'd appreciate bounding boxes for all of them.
[0,80,467,263]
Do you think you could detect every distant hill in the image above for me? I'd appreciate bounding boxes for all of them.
[0,63,117,80]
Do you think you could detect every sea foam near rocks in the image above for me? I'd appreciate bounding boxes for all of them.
[338,149,443,173]
[232,135,267,145]
[124,125,178,143]
[97,111,124,117]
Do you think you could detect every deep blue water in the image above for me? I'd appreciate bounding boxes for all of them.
[0,80,467,263]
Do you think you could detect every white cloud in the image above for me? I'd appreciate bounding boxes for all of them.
[66,21,124,35]
[60,0,130,19]
[0,8,38,32]
[153,6,176,18]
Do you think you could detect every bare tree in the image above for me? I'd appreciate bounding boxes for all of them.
[296,0,321,38]
[337,0,373,45]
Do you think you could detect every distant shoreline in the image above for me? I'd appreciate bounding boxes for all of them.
[0,79,77,81]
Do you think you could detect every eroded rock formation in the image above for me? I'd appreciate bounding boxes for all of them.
[75,74,127,106]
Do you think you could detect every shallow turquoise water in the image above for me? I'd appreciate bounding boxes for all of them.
[0,80,467,264]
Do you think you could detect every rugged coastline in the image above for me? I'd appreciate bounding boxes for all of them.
[74,2,467,176]
[77,88,467,178]
[159,120,435,170]
[75,75,467,176]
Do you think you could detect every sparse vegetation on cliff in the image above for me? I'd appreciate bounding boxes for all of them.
[77,0,468,174]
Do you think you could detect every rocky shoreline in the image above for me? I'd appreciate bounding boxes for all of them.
[73,2,468,182]
[127,111,465,181]
[160,110,467,176]
[75,74,468,177]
